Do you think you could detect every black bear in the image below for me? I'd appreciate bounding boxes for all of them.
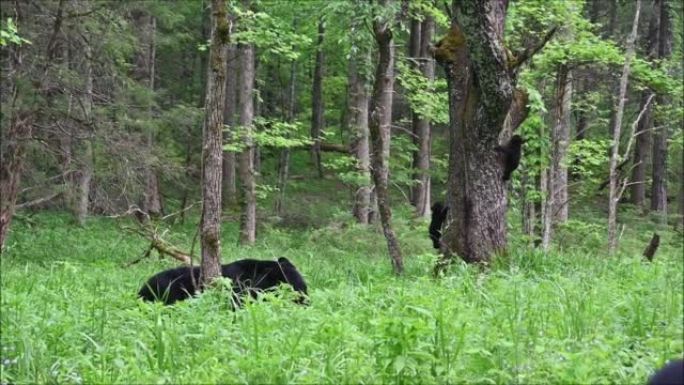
[648,358,683,385]
[429,202,449,249]
[138,257,308,306]
[495,135,524,181]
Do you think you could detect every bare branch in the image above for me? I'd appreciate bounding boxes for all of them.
[622,93,655,162]
[510,26,558,70]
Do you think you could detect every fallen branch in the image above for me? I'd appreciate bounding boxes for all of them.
[117,206,194,266]
[16,191,63,209]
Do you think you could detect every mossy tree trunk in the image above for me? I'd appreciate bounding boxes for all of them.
[434,0,545,267]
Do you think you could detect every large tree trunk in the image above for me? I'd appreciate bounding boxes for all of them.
[310,18,325,178]
[549,64,572,224]
[410,15,435,218]
[237,41,257,245]
[608,0,641,254]
[435,1,516,265]
[370,3,403,274]
[651,0,671,219]
[222,42,238,208]
[349,24,372,224]
[630,0,660,210]
[200,0,229,285]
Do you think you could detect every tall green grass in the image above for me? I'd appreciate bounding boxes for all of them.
[1,203,682,384]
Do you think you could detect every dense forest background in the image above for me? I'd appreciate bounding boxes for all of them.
[1,0,683,383]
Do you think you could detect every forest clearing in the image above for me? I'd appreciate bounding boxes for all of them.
[1,0,682,384]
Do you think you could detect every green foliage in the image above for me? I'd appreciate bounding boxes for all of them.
[567,138,612,182]
[254,118,312,148]
[389,134,420,188]
[0,18,30,46]
[232,4,312,61]
[407,0,449,27]
[395,61,449,125]
[225,118,312,153]
[322,155,367,187]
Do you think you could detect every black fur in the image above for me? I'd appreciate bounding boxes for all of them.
[648,358,683,385]
[495,135,524,181]
[138,257,308,306]
[429,202,449,249]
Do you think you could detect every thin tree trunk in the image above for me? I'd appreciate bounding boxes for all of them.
[311,18,325,178]
[608,0,641,254]
[410,15,434,218]
[606,0,619,39]
[222,42,238,208]
[651,0,671,219]
[143,15,162,217]
[370,3,403,274]
[72,4,95,226]
[274,57,297,216]
[550,64,572,224]
[631,91,654,208]
[252,53,262,176]
[349,31,372,224]
[520,170,536,242]
[408,17,420,205]
[540,166,552,250]
[200,0,229,285]
[237,40,257,245]
[631,0,660,210]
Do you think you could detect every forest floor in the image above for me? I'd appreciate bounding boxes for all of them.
[1,177,683,384]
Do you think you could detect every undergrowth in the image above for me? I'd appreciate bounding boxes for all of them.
[1,192,682,384]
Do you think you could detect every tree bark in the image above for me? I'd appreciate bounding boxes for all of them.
[222,42,238,208]
[311,18,325,178]
[410,15,435,218]
[631,0,660,209]
[651,0,671,218]
[237,40,256,245]
[435,1,517,265]
[550,64,572,224]
[370,2,403,274]
[349,36,372,224]
[200,0,230,285]
[608,0,641,254]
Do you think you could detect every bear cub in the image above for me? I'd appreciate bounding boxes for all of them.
[138,257,308,306]
[429,202,449,249]
[495,135,524,181]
